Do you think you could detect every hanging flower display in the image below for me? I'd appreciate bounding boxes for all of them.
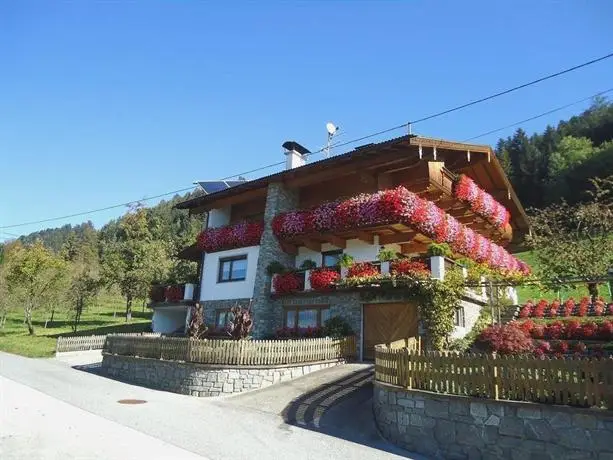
[454,175,511,229]
[272,272,303,294]
[347,262,380,279]
[272,186,529,275]
[197,221,263,253]
[309,268,340,291]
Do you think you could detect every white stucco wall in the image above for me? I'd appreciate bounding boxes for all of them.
[449,299,482,340]
[207,207,231,228]
[152,307,188,334]
[200,245,260,301]
[294,239,402,268]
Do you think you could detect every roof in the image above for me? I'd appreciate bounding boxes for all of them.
[176,135,530,233]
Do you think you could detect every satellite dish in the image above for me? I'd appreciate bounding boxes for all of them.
[326,122,338,135]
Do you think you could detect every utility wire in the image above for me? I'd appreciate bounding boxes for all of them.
[2,53,612,231]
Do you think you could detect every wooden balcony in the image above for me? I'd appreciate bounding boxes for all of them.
[149,283,199,306]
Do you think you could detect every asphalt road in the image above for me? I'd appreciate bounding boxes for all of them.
[0,351,425,460]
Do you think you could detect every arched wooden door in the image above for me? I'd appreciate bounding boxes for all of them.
[363,303,418,360]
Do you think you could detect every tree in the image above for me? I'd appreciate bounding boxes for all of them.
[527,175,613,300]
[5,241,68,335]
[101,205,171,321]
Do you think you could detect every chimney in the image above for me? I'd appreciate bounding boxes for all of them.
[282,141,310,170]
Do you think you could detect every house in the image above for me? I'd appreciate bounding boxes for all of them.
[150,135,530,359]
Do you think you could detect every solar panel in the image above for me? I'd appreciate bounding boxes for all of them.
[197,179,247,195]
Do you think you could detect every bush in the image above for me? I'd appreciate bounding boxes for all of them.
[563,298,575,317]
[519,301,532,318]
[347,262,379,278]
[390,259,430,278]
[533,300,547,318]
[300,259,317,270]
[323,316,353,338]
[273,272,302,294]
[476,324,533,355]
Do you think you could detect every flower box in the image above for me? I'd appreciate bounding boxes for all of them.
[197,221,263,253]
[271,186,528,276]
[454,174,511,230]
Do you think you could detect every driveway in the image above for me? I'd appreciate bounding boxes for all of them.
[0,352,425,460]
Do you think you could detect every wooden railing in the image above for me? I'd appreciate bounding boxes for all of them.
[56,333,161,354]
[375,346,613,408]
[104,335,357,366]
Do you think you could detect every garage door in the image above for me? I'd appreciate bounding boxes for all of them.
[363,303,418,360]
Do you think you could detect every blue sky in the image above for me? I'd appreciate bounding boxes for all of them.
[1,2,612,241]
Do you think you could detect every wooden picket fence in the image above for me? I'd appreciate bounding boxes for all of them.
[375,345,613,408]
[56,332,161,353]
[103,335,357,366]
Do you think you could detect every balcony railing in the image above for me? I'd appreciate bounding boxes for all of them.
[149,283,199,305]
[270,255,510,304]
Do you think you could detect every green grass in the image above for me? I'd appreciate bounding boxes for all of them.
[515,251,612,303]
[0,292,153,358]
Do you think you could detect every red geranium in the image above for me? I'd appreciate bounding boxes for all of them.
[309,268,340,291]
[572,341,587,354]
[580,321,599,338]
[531,323,545,339]
[347,262,379,279]
[548,300,560,317]
[197,221,263,253]
[552,340,569,355]
[477,324,533,355]
[545,321,564,339]
[273,272,303,294]
[594,300,605,316]
[608,304,613,316]
[164,285,184,302]
[518,320,534,335]
[599,320,613,340]
[533,300,548,318]
[390,259,430,278]
[565,319,581,339]
[519,301,533,318]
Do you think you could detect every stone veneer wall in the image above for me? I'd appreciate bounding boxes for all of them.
[200,298,252,327]
[374,381,613,460]
[251,182,299,338]
[102,353,343,397]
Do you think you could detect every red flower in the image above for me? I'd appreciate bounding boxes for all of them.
[347,262,380,279]
[390,260,430,278]
[545,321,564,339]
[533,300,547,318]
[580,322,599,338]
[309,268,340,291]
[608,304,613,316]
[565,319,581,339]
[548,300,560,317]
[563,298,575,317]
[164,285,184,302]
[273,273,303,294]
[594,300,605,316]
[552,340,569,354]
[599,320,613,340]
[572,341,587,354]
[531,324,545,339]
[519,301,533,318]
[477,324,533,355]
[197,221,263,253]
[518,320,534,335]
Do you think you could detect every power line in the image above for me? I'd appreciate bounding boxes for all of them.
[2,53,612,231]
[462,88,613,142]
[0,186,195,230]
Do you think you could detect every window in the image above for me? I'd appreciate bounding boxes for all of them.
[322,250,343,268]
[284,306,331,329]
[454,307,465,327]
[218,255,247,282]
[216,310,234,329]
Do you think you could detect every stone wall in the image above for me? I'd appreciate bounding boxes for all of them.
[251,182,299,338]
[200,298,252,327]
[374,381,613,460]
[102,353,342,397]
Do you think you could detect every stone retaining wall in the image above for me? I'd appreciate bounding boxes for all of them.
[374,381,613,460]
[102,353,343,397]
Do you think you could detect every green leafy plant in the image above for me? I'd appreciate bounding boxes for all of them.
[427,242,452,257]
[338,253,355,268]
[377,247,397,262]
[266,261,286,276]
[300,259,317,270]
[323,316,354,338]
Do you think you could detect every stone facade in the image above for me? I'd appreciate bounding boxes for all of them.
[200,298,252,327]
[374,381,613,460]
[251,182,299,338]
[102,353,343,397]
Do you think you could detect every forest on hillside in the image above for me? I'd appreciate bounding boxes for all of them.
[1,97,613,330]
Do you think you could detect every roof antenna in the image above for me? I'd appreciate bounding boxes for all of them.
[325,122,339,158]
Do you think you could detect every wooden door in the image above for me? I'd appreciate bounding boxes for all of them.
[363,303,418,360]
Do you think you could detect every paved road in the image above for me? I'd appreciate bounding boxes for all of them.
[0,352,425,460]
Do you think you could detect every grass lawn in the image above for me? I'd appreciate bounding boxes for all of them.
[0,293,153,358]
[515,251,612,303]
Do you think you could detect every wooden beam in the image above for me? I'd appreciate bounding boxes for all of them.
[379,231,416,245]
[356,231,374,244]
[300,238,322,253]
[316,233,346,249]
[400,242,429,254]
[280,242,298,255]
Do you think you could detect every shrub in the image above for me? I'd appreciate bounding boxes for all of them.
[548,300,560,317]
[149,285,165,303]
[572,341,587,354]
[544,321,564,339]
[565,319,581,339]
[347,262,379,279]
[531,323,545,339]
[226,303,253,340]
[581,321,599,338]
[563,298,575,317]
[534,340,551,357]
[377,247,398,262]
[309,268,340,291]
[323,316,353,338]
[267,261,286,276]
[533,300,547,318]
[518,320,534,335]
[300,259,317,270]
[577,297,589,317]
[476,324,533,355]
[273,272,302,294]
[594,300,605,316]
[599,320,613,340]
[552,340,569,355]
[519,302,532,318]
